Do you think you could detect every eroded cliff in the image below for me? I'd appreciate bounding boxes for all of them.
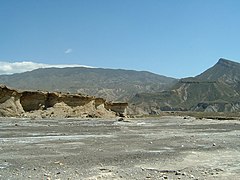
[0,85,128,118]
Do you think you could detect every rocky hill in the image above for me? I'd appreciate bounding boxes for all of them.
[0,67,176,101]
[196,58,240,85]
[0,84,128,118]
[130,58,240,114]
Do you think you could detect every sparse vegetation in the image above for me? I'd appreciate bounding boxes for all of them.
[130,58,240,113]
[0,67,176,101]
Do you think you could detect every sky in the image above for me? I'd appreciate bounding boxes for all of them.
[1,0,240,78]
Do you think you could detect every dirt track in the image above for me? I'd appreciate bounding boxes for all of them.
[0,116,240,180]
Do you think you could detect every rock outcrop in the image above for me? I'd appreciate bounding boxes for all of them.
[0,85,24,117]
[0,85,128,118]
[105,102,128,117]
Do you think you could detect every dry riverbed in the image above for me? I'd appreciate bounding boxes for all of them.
[0,116,240,180]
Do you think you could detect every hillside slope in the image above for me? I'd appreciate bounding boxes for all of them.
[130,58,240,113]
[196,58,240,89]
[0,67,176,101]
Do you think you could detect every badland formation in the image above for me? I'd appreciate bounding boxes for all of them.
[0,84,127,118]
[1,58,240,117]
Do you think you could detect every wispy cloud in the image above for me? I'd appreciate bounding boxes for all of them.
[64,48,73,54]
[0,61,94,75]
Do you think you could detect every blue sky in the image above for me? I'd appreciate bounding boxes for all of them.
[1,0,240,78]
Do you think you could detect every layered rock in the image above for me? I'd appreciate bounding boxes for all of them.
[192,101,240,112]
[0,85,128,118]
[105,102,128,117]
[0,85,24,116]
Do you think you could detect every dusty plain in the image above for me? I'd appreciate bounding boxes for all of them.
[0,116,240,180]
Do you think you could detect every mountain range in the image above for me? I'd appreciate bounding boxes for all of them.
[0,67,176,101]
[1,58,240,113]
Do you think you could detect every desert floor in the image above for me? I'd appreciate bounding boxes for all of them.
[0,116,240,180]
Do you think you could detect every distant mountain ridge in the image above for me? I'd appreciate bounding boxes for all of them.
[0,67,176,101]
[1,58,240,113]
[130,58,240,113]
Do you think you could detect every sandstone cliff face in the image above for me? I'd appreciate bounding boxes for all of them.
[0,85,24,116]
[0,85,128,118]
[20,91,48,111]
[105,102,128,117]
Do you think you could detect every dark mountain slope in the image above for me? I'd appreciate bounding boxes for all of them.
[0,67,177,101]
[130,58,240,113]
[196,58,240,89]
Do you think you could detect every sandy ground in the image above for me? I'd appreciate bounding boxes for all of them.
[0,116,240,180]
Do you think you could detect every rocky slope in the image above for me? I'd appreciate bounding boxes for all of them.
[130,58,240,114]
[0,85,128,118]
[0,67,176,101]
[196,58,240,88]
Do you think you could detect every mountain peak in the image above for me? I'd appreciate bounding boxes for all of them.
[196,58,240,82]
[218,58,230,63]
[217,58,240,68]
